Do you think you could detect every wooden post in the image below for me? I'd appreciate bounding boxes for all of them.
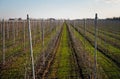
[42,21,45,66]
[23,20,26,51]
[27,14,35,79]
[0,21,2,40]
[33,20,35,44]
[39,20,41,40]
[12,20,15,44]
[2,19,5,65]
[23,20,27,79]
[84,19,86,66]
[7,21,9,39]
[16,20,18,37]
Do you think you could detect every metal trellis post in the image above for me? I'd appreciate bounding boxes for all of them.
[94,13,98,79]
[27,14,35,79]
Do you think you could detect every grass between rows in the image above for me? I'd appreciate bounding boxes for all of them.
[70,25,120,79]
[0,25,60,79]
[48,23,76,79]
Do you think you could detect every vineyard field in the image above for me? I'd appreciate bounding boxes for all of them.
[0,17,120,79]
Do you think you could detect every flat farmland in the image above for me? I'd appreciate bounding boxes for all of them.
[0,18,120,79]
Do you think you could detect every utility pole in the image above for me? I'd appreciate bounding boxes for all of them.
[27,14,35,79]
[94,13,98,79]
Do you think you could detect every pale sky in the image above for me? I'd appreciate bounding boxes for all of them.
[0,0,120,19]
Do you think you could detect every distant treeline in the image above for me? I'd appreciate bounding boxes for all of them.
[7,17,120,21]
[106,17,120,21]
[73,17,120,21]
